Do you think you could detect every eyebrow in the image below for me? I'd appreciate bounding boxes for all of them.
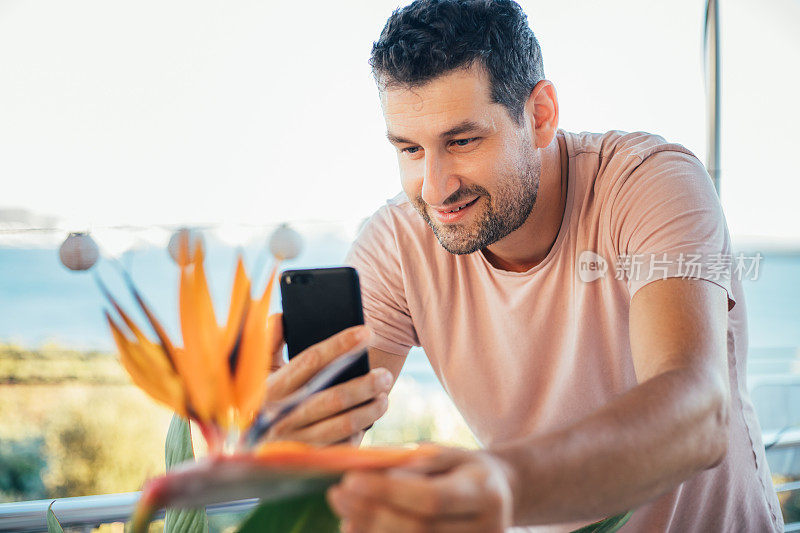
[386,120,487,145]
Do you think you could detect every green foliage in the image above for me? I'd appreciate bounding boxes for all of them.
[164,415,209,533]
[774,474,800,523]
[236,492,339,533]
[0,438,47,501]
[42,391,167,497]
[0,344,479,509]
[0,344,126,385]
[0,343,170,502]
[361,377,478,448]
[46,501,64,533]
[571,511,633,533]
[778,484,800,524]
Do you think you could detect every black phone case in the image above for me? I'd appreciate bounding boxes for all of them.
[280,267,370,387]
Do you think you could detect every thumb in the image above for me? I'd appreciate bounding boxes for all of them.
[395,445,466,475]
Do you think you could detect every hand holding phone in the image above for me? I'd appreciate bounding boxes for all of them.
[251,267,390,445]
[281,267,371,386]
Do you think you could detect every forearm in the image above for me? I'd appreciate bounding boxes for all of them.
[491,367,730,526]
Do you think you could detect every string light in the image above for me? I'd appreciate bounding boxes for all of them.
[58,232,99,271]
[268,224,303,261]
[56,223,307,272]
[0,218,363,235]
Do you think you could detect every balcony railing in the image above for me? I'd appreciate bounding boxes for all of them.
[0,493,258,532]
[2,488,798,532]
[2,429,799,533]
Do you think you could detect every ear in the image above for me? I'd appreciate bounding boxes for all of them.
[524,80,559,149]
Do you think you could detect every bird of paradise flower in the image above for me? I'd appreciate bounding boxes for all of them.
[96,234,430,532]
[100,234,278,452]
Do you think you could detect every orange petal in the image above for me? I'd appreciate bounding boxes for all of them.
[120,271,180,373]
[190,242,235,426]
[234,264,279,427]
[106,294,164,355]
[98,272,181,376]
[177,255,218,423]
[176,230,191,267]
[223,255,251,355]
[216,255,251,423]
[253,441,437,470]
[188,239,219,340]
[106,312,186,417]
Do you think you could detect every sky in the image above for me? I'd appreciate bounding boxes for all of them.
[0,0,798,247]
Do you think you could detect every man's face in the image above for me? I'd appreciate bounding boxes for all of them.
[381,65,541,255]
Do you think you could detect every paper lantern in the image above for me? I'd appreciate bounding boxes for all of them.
[269,224,303,260]
[59,232,99,271]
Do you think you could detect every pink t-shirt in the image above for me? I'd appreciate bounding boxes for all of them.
[345,130,783,532]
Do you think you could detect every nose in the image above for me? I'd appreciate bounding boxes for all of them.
[421,152,460,207]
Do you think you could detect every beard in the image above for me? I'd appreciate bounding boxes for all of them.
[410,145,541,255]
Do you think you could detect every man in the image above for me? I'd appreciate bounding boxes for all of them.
[264,0,782,530]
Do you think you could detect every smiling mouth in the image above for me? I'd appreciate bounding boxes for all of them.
[438,197,480,214]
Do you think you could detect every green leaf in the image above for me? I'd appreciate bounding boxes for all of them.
[164,415,209,533]
[570,511,634,533]
[165,507,209,533]
[46,501,64,533]
[236,491,339,533]
[165,414,196,469]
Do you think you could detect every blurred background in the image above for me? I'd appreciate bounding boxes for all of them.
[1,0,799,528]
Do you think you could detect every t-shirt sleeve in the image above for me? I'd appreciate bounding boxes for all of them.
[609,149,736,310]
[345,207,419,356]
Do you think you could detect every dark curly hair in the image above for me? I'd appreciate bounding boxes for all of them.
[369,0,545,124]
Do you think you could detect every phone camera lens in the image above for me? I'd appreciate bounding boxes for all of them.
[286,274,312,285]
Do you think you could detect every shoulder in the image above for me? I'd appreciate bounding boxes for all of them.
[347,192,436,265]
[566,129,698,164]
[352,192,434,251]
[565,129,711,205]
[379,191,419,228]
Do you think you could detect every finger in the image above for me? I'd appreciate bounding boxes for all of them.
[266,313,285,372]
[366,505,493,533]
[397,447,470,475]
[340,467,484,518]
[330,487,421,533]
[265,325,370,400]
[278,367,392,429]
[351,503,424,533]
[329,487,489,533]
[348,430,366,446]
[278,393,388,445]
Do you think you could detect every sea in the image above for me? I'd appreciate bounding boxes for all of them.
[1,228,799,432]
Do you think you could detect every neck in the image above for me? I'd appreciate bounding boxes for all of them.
[481,134,567,273]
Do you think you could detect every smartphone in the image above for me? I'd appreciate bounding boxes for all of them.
[280,266,370,388]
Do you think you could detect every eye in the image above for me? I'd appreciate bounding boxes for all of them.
[402,146,421,154]
[449,137,480,149]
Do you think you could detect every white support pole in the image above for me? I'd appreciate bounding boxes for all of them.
[704,0,722,195]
